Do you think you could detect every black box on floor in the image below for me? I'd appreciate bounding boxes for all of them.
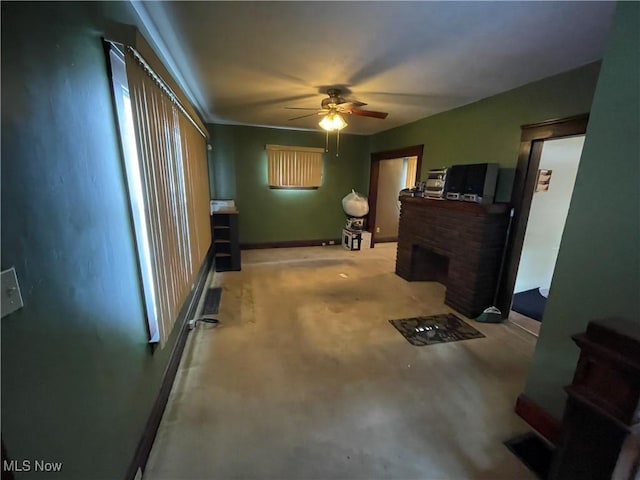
[342,229,361,251]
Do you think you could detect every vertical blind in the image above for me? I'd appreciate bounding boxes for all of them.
[404,156,418,188]
[124,47,211,347]
[266,144,324,188]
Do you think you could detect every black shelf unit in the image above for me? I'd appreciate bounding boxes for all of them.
[211,211,241,271]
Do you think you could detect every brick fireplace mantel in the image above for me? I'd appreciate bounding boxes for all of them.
[396,196,510,318]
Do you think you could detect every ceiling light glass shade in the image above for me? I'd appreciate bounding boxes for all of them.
[319,112,347,131]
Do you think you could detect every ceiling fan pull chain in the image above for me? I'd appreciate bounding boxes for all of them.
[336,129,340,157]
[325,129,329,153]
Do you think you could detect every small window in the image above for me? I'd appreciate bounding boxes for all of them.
[266,144,324,189]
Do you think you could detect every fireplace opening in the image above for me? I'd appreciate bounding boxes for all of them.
[410,245,449,286]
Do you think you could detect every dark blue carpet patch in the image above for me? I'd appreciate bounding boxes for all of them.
[512,288,546,322]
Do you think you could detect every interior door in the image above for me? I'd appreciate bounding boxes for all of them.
[511,135,585,323]
[367,145,423,247]
[374,157,416,242]
[495,114,589,317]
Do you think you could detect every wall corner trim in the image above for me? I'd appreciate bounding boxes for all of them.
[241,238,343,250]
[514,393,563,446]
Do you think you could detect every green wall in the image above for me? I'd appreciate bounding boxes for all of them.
[208,124,370,244]
[208,62,602,245]
[370,62,602,201]
[1,3,631,478]
[524,2,640,418]
[1,3,185,478]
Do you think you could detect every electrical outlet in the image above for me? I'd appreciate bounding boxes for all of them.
[328,240,335,245]
[376,227,380,233]
[1,267,24,318]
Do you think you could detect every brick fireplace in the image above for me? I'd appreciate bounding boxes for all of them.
[396,197,510,318]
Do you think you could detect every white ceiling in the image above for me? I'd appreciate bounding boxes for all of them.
[136,1,615,135]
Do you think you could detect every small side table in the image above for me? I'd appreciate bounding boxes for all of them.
[211,210,241,271]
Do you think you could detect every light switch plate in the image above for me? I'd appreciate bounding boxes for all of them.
[1,267,24,318]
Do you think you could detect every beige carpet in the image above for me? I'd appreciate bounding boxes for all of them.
[145,243,536,480]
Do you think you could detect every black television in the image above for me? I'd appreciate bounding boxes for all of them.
[444,163,500,204]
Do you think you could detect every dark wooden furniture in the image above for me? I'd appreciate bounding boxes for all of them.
[550,317,640,480]
[211,211,241,271]
[396,197,509,318]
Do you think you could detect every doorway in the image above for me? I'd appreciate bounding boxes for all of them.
[373,156,418,243]
[510,136,585,335]
[496,114,589,335]
[368,145,423,248]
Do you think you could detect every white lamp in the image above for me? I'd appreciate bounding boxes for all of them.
[319,111,347,157]
[319,111,347,131]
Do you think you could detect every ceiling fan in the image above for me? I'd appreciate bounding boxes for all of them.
[286,88,389,124]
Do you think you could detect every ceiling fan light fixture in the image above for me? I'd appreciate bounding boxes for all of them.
[319,112,347,131]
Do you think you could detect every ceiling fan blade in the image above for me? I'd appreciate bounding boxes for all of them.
[337,100,367,109]
[288,112,321,121]
[349,108,388,119]
[285,107,320,111]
